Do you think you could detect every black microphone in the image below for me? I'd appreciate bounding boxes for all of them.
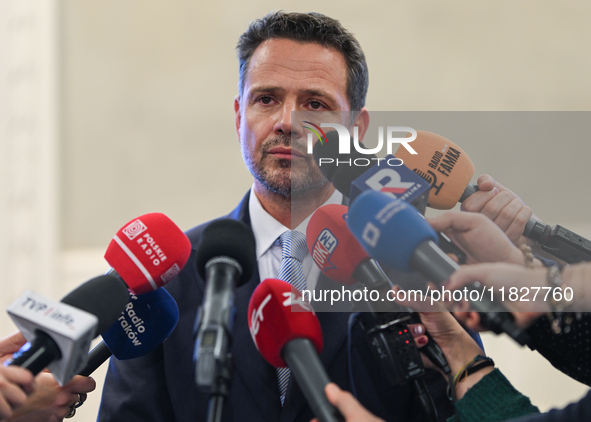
[7,275,129,385]
[193,219,256,394]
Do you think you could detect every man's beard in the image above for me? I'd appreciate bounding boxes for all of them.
[242,135,328,198]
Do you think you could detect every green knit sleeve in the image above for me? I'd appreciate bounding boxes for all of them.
[447,369,540,422]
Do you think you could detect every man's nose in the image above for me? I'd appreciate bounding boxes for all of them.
[275,99,303,139]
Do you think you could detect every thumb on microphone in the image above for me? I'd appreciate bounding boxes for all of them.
[0,332,27,360]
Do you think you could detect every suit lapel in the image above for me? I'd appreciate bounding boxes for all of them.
[231,270,284,421]
[225,191,284,421]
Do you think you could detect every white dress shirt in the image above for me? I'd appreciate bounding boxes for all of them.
[248,186,343,290]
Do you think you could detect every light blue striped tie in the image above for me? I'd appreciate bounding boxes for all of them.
[276,230,308,405]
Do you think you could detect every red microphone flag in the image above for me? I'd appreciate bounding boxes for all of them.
[248,278,322,368]
[104,213,191,295]
[306,204,369,285]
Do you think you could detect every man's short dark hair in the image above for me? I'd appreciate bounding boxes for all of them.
[236,11,369,111]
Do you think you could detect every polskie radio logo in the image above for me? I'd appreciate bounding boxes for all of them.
[122,219,148,240]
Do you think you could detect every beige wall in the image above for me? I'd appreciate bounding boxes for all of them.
[2,1,590,421]
[60,1,591,248]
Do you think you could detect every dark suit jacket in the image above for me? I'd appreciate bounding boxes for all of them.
[98,191,453,422]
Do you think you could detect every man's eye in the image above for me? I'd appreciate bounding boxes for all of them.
[259,96,272,105]
[310,101,322,109]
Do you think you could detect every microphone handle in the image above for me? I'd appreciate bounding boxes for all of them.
[410,240,531,345]
[195,259,239,393]
[458,181,479,203]
[353,259,406,313]
[79,341,112,376]
[459,183,591,263]
[10,330,62,375]
[282,339,344,422]
[539,225,591,264]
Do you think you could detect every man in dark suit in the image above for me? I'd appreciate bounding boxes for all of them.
[98,11,454,421]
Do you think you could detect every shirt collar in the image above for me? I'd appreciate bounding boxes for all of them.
[248,186,343,260]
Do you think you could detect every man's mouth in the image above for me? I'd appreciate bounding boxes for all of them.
[268,147,306,159]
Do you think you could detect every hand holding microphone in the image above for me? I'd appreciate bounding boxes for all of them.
[459,174,533,246]
[0,333,95,422]
[394,130,534,243]
[7,274,130,384]
[307,204,443,422]
[0,364,35,421]
[395,130,591,263]
[347,190,531,345]
[427,211,539,266]
[2,281,113,422]
[7,372,95,422]
[7,212,190,381]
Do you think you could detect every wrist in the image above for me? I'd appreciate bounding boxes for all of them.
[455,365,495,399]
[451,354,495,400]
[444,340,485,375]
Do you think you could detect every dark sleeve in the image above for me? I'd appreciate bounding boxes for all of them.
[508,390,591,422]
[97,345,175,422]
[447,369,539,422]
[525,313,591,386]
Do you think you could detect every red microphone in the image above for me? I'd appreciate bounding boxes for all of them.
[306,204,394,302]
[104,213,192,294]
[248,279,343,422]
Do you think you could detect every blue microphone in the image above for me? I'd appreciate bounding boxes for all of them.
[346,191,439,274]
[347,190,531,345]
[79,288,179,376]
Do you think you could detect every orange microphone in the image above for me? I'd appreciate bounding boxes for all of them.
[396,131,591,264]
[394,130,477,210]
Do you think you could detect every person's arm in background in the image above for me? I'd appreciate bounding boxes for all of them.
[447,262,591,386]
[427,210,546,329]
[429,208,591,385]
[408,311,539,422]
[310,309,539,422]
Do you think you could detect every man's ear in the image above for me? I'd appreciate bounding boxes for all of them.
[353,108,370,143]
[234,95,241,143]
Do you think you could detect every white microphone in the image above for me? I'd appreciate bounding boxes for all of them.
[6,275,128,385]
